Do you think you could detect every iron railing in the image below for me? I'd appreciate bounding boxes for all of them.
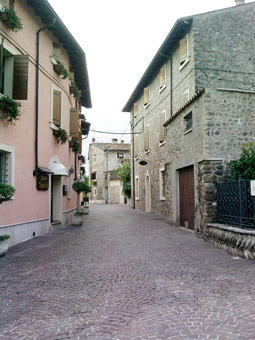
[216,179,255,228]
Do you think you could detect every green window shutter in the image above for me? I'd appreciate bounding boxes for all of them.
[159,111,166,143]
[53,90,61,126]
[69,108,79,138]
[13,55,29,100]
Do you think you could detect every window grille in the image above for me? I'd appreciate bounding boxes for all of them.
[0,150,9,183]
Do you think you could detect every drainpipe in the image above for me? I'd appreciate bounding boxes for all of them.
[33,19,56,177]
[131,112,135,209]
[170,57,173,117]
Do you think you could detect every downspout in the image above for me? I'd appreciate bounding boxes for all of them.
[33,19,56,177]
[170,57,173,117]
[131,111,135,209]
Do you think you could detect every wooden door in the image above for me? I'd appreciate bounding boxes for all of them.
[179,166,195,230]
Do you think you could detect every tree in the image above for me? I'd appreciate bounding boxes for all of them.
[228,142,255,180]
[0,183,15,204]
[115,161,131,199]
[72,176,91,212]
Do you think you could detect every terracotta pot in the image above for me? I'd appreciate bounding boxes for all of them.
[53,64,61,75]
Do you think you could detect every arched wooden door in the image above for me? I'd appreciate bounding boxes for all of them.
[145,174,151,212]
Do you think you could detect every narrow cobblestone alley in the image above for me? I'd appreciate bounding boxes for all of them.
[1,205,255,340]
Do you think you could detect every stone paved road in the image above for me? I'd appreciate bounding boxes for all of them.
[1,205,255,340]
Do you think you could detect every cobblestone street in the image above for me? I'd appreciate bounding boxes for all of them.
[1,205,255,340]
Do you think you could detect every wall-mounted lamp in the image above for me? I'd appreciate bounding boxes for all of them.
[69,166,75,175]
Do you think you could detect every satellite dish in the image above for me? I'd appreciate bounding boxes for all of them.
[92,138,96,142]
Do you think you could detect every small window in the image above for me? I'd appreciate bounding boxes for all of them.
[144,87,150,107]
[133,102,138,118]
[144,125,150,152]
[117,152,124,159]
[52,89,61,127]
[91,172,97,180]
[93,155,97,163]
[53,43,61,61]
[159,65,166,90]
[135,176,139,200]
[159,110,166,144]
[94,188,97,196]
[159,168,166,200]
[184,112,192,133]
[0,146,14,187]
[179,35,188,68]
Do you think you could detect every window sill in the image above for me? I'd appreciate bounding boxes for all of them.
[159,140,166,147]
[145,150,150,155]
[184,128,192,135]
[144,103,150,109]
[135,156,139,161]
[159,84,166,94]
[135,198,140,201]
[49,122,59,130]
[50,56,58,65]
[160,197,166,201]
[179,59,189,72]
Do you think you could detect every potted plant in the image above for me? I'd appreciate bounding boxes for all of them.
[0,7,23,32]
[73,84,81,100]
[0,183,15,256]
[81,120,91,136]
[0,94,21,125]
[54,61,69,79]
[53,127,68,144]
[72,178,91,225]
[91,180,97,186]
[69,137,80,154]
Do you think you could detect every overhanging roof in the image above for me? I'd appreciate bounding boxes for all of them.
[122,17,192,112]
[27,0,92,109]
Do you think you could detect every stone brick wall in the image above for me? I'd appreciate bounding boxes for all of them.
[89,145,105,203]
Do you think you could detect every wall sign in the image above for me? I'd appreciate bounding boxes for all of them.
[250,180,255,196]
[36,174,49,191]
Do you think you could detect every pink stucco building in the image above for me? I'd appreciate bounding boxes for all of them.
[0,0,92,246]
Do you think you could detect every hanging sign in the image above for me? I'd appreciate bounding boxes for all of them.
[250,180,255,196]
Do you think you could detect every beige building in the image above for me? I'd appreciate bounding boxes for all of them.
[122,1,255,236]
[88,140,131,204]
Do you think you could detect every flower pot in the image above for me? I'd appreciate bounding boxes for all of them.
[71,212,84,226]
[82,207,89,215]
[0,238,9,257]
[53,129,59,137]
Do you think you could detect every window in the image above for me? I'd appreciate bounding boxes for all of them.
[69,108,79,138]
[144,86,150,107]
[93,155,97,163]
[91,172,97,180]
[0,144,14,186]
[159,65,166,91]
[53,43,61,61]
[94,188,97,196]
[183,89,190,106]
[133,102,138,118]
[134,135,139,159]
[144,125,150,152]
[51,89,62,127]
[159,168,166,200]
[184,112,192,133]
[159,110,166,144]
[179,35,188,69]
[117,152,124,159]
[135,176,139,200]
[0,45,29,100]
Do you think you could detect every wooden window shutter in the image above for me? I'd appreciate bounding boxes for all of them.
[53,43,61,61]
[69,108,79,138]
[180,36,188,65]
[53,90,61,126]
[79,131,82,154]
[134,135,138,157]
[159,111,166,143]
[144,87,149,106]
[160,65,166,88]
[144,125,150,151]
[13,55,29,100]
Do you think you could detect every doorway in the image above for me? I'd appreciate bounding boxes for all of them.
[179,165,195,230]
[145,174,151,212]
[51,175,62,223]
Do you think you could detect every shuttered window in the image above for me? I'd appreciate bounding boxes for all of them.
[134,135,138,158]
[159,110,166,143]
[180,36,188,66]
[53,43,61,61]
[144,87,149,106]
[79,131,82,154]
[13,55,29,100]
[159,65,166,89]
[69,108,79,138]
[144,125,150,152]
[133,102,138,118]
[52,90,61,126]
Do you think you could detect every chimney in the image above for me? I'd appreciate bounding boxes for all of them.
[112,138,118,143]
[121,140,124,143]
[235,0,245,5]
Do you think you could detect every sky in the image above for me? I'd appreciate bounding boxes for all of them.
[48,0,253,167]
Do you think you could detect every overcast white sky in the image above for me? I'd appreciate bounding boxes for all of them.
[48,0,252,164]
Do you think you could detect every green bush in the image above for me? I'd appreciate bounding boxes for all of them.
[114,161,131,198]
[0,235,10,241]
[72,180,91,195]
[0,7,23,32]
[228,142,255,180]
[0,183,15,204]
[0,94,21,125]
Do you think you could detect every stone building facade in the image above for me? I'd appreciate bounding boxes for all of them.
[88,140,131,204]
[122,1,255,236]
